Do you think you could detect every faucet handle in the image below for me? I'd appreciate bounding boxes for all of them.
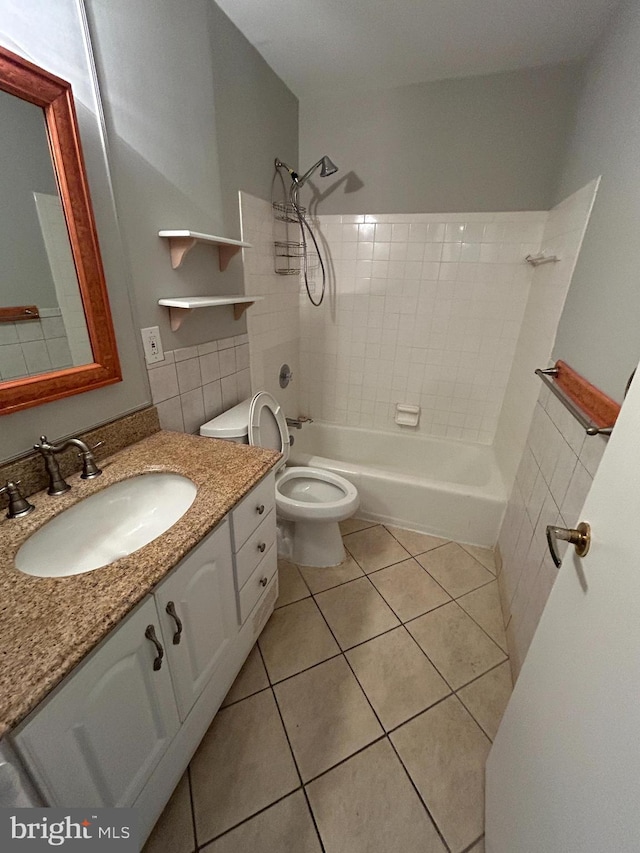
[34,435,50,451]
[77,441,103,480]
[0,481,35,519]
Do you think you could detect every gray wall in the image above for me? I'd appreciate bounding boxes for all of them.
[0,0,297,462]
[299,63,582,215]
[0,0,149,462]
[552,0,640,402]
[0,91,59,307]
[86,0,298,350]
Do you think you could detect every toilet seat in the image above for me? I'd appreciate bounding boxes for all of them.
[247,392,359,525]
[276,466,359,522]
[248,391,289,471]
[203,390,359,567]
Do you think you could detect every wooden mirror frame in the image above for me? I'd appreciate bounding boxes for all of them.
[0,45,121,415]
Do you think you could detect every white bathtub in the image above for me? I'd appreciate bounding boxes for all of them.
[288,422,506,547]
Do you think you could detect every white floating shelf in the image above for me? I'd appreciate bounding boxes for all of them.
[158,230,252,271]
[158,296,263,331]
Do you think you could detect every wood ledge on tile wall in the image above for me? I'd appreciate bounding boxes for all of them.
[536,360,621,437]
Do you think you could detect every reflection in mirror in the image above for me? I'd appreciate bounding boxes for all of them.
[0,45,120,415]
[0,90,92,381]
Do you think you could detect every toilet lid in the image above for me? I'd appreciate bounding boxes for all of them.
[248,392,289,471]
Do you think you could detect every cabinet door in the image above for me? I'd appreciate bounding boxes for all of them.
[12,597,179,808]
[155,519,237,721]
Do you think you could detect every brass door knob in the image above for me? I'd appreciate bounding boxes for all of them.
[546,522,591,568]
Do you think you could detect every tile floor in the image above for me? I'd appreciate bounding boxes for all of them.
[144,520,512,853]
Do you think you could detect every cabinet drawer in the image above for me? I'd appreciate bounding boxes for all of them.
[231,473,275,551]
[238,545,278,624]
[235,510,276,590]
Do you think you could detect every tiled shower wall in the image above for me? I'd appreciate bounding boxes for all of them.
[495,180,600,483]
[240,192,300,416]
[298,211,547,444]
[493,179,601,676]
[0,308,72,380]
[497,382,606,677]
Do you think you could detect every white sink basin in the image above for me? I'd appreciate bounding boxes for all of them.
[15,472,197,578]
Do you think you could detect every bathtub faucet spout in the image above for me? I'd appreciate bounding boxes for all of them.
[286,416,313,430]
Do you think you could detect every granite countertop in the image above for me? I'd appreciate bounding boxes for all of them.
[0,430,280,737]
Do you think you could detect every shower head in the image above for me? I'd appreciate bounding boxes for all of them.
[275,155,338,188]
[297,155,339,187]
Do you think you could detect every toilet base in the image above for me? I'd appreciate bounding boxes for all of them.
[290,520,346,567]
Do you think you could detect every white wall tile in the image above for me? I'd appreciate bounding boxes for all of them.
[155,396,184,432]
[180,388,205,434]
[300,208,546,443]
[148,363,179,404]
[496,379,604,680]
[176,357,202,394]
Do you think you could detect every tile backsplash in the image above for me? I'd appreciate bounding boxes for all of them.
[299,210,547,444]
[146,334,250,434]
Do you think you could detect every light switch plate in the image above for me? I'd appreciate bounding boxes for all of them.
[140,326,164,365]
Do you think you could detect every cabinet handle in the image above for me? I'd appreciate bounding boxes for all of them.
[165,601,183,645]
[257,542,266,553]
[256,503,265,515]
[260,576,268,587]
[145,625,164,671]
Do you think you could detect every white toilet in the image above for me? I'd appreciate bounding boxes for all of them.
[200,392,359,567]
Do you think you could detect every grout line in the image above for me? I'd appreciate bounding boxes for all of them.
[386,735,453,853]
[271,684,306,788]
[299,733,388,788]
[454,591,510,654]
[300,784,327,853]
[385,691,453,736]
[402,597,454,626]
[195,785,305,851]
[402,601,507,694]
[219,683,271,710]
[273,591,311,610]
[256,641,273,687]
[193,528,499,851]
[460,834,485,853]
[266,650,344,687]
[186,766,198,853]
[383,523,452,557]
[454,656,511,693]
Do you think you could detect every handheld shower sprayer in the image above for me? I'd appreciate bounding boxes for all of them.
[274,155,339,307]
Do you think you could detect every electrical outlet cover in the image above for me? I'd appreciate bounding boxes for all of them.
[140,326,165,365]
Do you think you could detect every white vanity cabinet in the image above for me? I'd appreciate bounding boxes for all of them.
[9,474,279,843]
[154,519,236,721]
[12,596,180,808]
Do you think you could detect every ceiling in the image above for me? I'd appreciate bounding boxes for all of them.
[215,0,618,99]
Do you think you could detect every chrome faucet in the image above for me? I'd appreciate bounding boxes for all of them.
[34,435,103,495]
[285,416,313,430]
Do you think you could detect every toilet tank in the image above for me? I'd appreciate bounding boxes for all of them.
[200,397,251,443]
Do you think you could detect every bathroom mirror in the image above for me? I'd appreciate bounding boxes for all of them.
[0,45,121,415]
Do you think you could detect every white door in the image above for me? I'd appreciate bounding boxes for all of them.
[155,519,237,721]
[486,362,640,852]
